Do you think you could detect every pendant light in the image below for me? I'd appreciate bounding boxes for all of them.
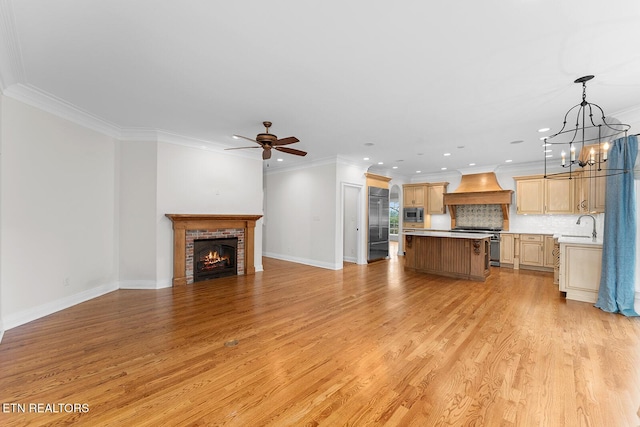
[543,75,631,179]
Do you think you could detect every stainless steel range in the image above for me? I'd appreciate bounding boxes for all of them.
[451,227,502,266]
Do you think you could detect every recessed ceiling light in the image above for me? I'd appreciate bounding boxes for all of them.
[444,153,451,156]
[277,158,283,162]
[392,166,398,169]
[416,170,421,173]
[469,163,476,166]
[378,162,384,165]
[543,149,552,153]
[538,127,550,133]
[441,167,447,170]
[232,135,239,139]
[363,157,369,161]
[509,140,524,145]
[545,154,553,158]
[505,159,513,163]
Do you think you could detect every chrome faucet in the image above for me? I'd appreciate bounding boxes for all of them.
[576,214,597,241]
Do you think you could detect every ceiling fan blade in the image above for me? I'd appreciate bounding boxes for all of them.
[275,146,307,157]
[224,146,261,150]
[233,134,260,144]
[263,148,272,160]
[273,136,299,146]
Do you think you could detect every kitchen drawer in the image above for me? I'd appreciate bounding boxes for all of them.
[520,234,543,242]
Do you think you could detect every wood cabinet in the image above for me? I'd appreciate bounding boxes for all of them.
[500,233,515,265]
[515,174,581,215]
[519,234,544,267]
[403,184,425,207]
[404,233,490,281]
[500,233,555,271]
[543,235,556,268]
[577,167,607,213]
[545,179,575,214]
[516,179,545,214]
[552,238,560,285]
[559,242,603,303]
[426,183,448,214]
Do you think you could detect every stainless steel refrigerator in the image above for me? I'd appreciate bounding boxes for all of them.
[368,186,389,261]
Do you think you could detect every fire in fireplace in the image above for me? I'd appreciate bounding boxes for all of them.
[193,237,238,282]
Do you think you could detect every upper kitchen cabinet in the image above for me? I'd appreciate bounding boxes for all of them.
[403,184,425,207]
[514,174,580,215]
[515,178,545,214]
[425,182,449,214]
[576,165,607,214]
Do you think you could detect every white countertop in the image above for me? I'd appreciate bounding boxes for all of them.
[554,233,603,246]
[404,230,492,239]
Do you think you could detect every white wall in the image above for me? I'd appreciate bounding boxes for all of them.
[118,141,158,288]
[155,142,264,283]
[264,160,340,269]
[0,96,266,331]
[0,96,118,328]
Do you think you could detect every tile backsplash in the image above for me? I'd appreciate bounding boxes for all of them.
[455,204,503,229]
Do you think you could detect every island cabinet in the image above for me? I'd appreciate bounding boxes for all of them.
[404,232,490,281]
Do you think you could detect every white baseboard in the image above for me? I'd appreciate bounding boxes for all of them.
[263,252,342,270]
[3,282,119,330]
[119,279,171,290]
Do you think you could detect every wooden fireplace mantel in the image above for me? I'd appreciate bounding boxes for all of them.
[165,214,263,286]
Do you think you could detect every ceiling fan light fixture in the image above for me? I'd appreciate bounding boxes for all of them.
[225,121,306,160]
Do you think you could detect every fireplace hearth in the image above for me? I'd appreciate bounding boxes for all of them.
[193,238,238,281]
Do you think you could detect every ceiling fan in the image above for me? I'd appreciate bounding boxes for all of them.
[226,121,307,160]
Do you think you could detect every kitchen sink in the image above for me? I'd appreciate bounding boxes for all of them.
[560,234,590,238]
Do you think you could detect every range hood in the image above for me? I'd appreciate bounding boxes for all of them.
[442,172,513,230]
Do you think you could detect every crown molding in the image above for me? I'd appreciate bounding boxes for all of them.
[1,82,259,162]
[264,155,343,176]
[3,83,122,138]
[0,0,26,91]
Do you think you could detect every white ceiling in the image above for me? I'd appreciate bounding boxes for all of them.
[2,0,640,178]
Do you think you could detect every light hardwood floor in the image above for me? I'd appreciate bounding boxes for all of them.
[2,248,640,426]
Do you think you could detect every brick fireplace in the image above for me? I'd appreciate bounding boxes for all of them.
[165,214,262,285]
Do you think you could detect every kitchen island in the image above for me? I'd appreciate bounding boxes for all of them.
[404,231,491,281]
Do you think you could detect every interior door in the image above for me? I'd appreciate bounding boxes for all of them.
[343,185,359,263]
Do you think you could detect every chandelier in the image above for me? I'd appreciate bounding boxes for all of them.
[543,75,631,179]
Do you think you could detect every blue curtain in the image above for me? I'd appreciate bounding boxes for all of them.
[595,135,638,316]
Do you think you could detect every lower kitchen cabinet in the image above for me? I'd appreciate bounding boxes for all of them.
[500,233,554,272]
[559,242,602,303]
[519,234,544,267]
[500,234,515,265]
[543,235,556,268]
